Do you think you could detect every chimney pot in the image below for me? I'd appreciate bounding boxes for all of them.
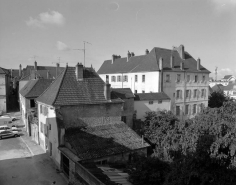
[56,63,60,77]
[47,71,50,79]
[131,52,135,57]
[145,49,149,55]
[170,56,174,68]
[112,54,116,64]
[19,64,22,77]
[34,61,37,70]
[159,57,163,70]
[179,45,185,60]
[180,62,184,70]
[197,58,201,70]
[127,51,131,62]
[104,75,111,101]
[75,63,83,81]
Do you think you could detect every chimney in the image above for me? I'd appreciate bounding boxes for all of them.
[34,61,37,70]
[104,75,111,101]
[112,54,116,64]
[180,62,184,70]
[19,64,22,77]
[197,58,201,71]
[159,57,163,70]
[75,63,83,81]
[170,55,174,68]
[145,49,149,55]
[131,52,135,57]
[56,63,60,77]
[47,71,50,79]
[179,45,185,60]
[11,69,13,78]
[159,57,163,92]
[127,51,131,62]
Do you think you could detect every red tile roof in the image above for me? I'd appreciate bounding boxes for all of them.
[97,47,210,74]
[65,121,149,161]
[36,66,112,106]
[134,92,170,101]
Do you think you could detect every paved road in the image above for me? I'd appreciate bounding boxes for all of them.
[0,132,67,185]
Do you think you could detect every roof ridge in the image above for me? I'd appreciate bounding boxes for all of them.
[36,67,66,105]
[51,65,68,106]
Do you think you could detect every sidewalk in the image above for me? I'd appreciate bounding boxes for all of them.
[20,131,45,156]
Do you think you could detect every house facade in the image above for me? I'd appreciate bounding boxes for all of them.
[19,79,53,131]
[0,67,11,114]
[98,45,210,120]
[36,64,149,184]
[209,75,236,87]
[223,83,236,100]
[134,92,171,120]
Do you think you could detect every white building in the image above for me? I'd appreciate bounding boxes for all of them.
[98,45,211,120]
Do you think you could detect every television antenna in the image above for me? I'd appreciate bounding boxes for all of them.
[73,41,92,67]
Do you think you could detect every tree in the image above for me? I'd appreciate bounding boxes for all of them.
[208,91,229,108]
[127,154,170,185]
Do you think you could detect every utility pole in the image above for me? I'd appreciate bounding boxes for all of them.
[73,41,92,67]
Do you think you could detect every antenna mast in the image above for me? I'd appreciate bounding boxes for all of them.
[73,41,92,67]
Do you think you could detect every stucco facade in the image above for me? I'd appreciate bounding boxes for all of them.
[0,73,10,113]
[100,71,160,94]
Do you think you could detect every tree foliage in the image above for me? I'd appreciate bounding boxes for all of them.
[208,91,229,108]
[128,101,236,185]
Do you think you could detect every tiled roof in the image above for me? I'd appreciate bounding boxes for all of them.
[222,75,233,80]
[21,65,64,80]
[211,84,224,92]
[19,79,54,98]
[111,88,134,99]
[97,47,210,74]
[37,66,111,106]
[65,121,149,161]
[223,83,236,91]
[134,92,170,101]
[0,67,9,75]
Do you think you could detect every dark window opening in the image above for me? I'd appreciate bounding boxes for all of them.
[30,99,35,108]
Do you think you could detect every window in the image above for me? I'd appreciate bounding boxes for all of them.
[194,89,197,98]
[135,90,137,94]
[40,122,43,133]
[142,90,145,93]
[124,75,128,82]
[117,76,121,82]
[149,101,153,104]
[193,104,197,114]
[176,74,181,82]
[43,106,48,116]
[202,75,205,82]
[201,89,205,97]
[40,105,42,114]
[187,75,190,82]
[176,90,182,99]
[186,90,190,98]
[30,99,35,108]
[166,74,170,82]
[135,75,138,82]
[49,124,51,130]
[176,106,180,116]
[44,124,48,137]
[158,100,162,104]
[185,105,189,115]
[121,116,126,123]
[200,103,204,112]
[194,75,198,83]
[142,75,145,82]
[173,93,175,97]
[111,76,116,82]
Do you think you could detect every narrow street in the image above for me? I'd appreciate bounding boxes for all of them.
[0,114,67,185]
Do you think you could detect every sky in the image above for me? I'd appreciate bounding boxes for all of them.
[0,0,235,79]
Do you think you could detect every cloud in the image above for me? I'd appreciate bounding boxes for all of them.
[210,0,236,13]
[26,11,65,28]
[56,41,70,51]
[220,68,232,72]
